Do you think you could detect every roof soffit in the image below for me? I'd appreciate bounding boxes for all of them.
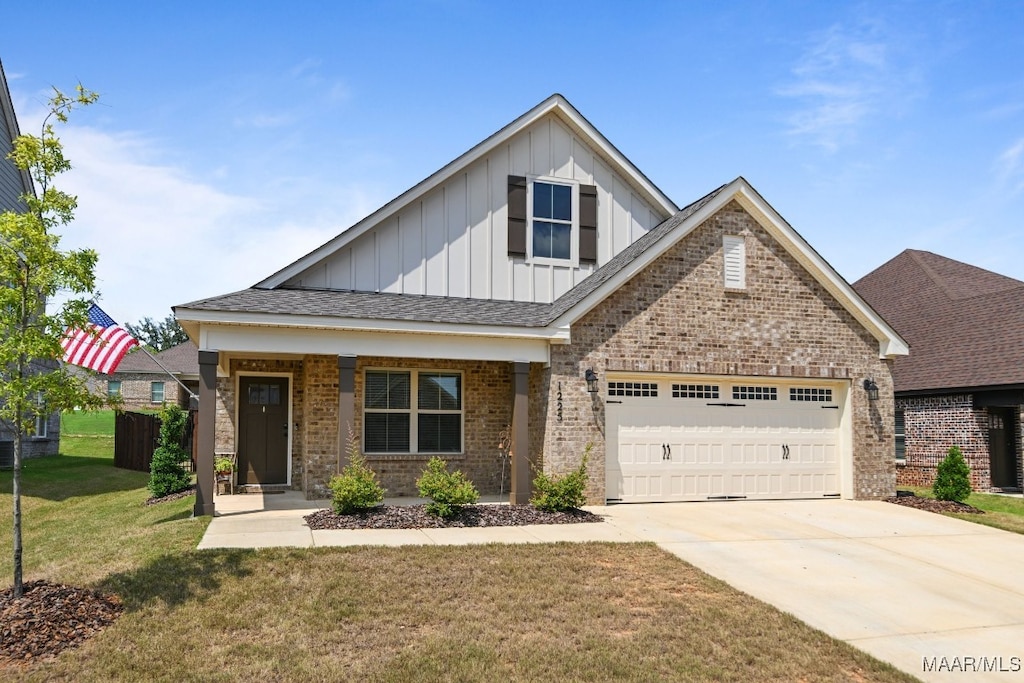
[256,94,679,289]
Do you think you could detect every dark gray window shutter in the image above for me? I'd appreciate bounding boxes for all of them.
[508,176,527,257]
[579,184,598,263]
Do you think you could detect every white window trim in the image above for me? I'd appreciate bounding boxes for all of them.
[363,368,464,455]
[527,175,579,266]
[33,392,47,439]
[107,380,122,397]
[150,381,165,404]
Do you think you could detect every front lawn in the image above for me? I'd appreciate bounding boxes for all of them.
[0,436,916,681]
[901,486,1024,535]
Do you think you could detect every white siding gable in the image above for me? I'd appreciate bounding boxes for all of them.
[283,112,673,304]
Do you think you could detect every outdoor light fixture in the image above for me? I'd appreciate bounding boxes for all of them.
[585,368,599,394]
[863,378,879,401]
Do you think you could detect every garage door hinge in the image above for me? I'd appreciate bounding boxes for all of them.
[707,495,748,500]
[821,405,839,409]
[606,400,623,404]
[706,402,746,407]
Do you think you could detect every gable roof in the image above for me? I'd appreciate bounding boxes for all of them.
[255,94,680,290]
[177,178,908,359]
[854,249,1024,393]
[109,342,199,377]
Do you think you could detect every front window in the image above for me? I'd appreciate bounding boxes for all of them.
[364,370,463,454]
[531,180,573,260]
[151,381,165,404]
[107,380,122,397]
[33,392,47,438]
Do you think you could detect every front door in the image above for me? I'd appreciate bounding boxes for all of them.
[238,376,289,485]
[989,407,1018,489]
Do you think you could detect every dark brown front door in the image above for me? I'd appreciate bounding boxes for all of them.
[988,407,1017,489]
[238,376,289,485]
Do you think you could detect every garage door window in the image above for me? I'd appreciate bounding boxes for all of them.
[608,381,658,397]
[672,384,719,399]
[790,387,833,402]
[733,386,777,401]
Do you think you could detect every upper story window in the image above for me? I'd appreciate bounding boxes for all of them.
[508,176,597,265]
[532,181,573,260]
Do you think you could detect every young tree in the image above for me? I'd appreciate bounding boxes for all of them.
[0,85,105,597]
[126,314,188,352]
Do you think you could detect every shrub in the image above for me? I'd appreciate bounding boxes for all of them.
[148,404,192,498]
[933,445,972,502]
[531,444,591,512]
[328,428,385,514]
[416,457,479,518]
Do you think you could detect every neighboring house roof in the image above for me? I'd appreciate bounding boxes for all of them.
[178,178,908,359]
[854,249,1024,393]
[108,342,199,377]
[256,94,680,290]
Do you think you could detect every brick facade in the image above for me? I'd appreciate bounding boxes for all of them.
[537,201,896,503]
[213,201,898,504]
[897,394,1024,491]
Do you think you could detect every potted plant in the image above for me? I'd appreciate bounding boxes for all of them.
[214,455,234,475]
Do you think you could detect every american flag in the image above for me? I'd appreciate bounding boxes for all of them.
[61,303,139,374]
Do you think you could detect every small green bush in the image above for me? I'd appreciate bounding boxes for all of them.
[933,445,972,502]
[214,455,234,474]
[416,457,479,518]
[531,444,591,512]
[148,404,192,499]
[329,428,385,514]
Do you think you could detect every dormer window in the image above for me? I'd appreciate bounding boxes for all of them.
[532,181,573,260]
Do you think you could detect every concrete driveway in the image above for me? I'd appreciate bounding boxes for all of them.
[601,500,1024,683]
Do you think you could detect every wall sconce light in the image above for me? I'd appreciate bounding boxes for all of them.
[862,378,879,401]
[584,368,599,394]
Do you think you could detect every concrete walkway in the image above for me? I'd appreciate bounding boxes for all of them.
[198,494,1024,682]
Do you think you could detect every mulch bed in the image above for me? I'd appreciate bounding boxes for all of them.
[305,503,603,529]
[143,484,195,506]
[0,581,122,666]
[885,492,984,514]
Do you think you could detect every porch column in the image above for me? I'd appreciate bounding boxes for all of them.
[510,361,531,504]
[193,350,219,517]
[337,355,357,470]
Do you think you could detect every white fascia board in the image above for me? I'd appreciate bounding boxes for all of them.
[730,182,909,359]
[257,95,678,289]
[547,177,909,360]
[198,323,550,364]
[176,307,569,343]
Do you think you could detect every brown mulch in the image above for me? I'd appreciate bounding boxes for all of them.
[143,484,196,506]
[0,580,122,666]
[885,492,984,514]
[305,503,603,529]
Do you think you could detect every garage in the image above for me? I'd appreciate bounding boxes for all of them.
[605,376,848,502]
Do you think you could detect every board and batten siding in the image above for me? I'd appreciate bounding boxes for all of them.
[0,106,27,212]
[284,113,669,304]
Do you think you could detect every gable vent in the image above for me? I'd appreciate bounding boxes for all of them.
[723,235,746,289]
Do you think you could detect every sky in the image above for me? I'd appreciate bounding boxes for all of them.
[2,0,1023,326]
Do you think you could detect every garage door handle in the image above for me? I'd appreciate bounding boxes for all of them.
[662,444,671,460]
[782,444,790,460]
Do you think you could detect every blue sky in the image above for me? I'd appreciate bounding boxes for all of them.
[3,0,1023,325]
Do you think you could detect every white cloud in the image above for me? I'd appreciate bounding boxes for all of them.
[995,137,1024,195]
[777,22,920,151]
[47,124,378,326]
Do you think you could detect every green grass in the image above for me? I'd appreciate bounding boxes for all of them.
[905,485,1024,535]
[60,409,117,437]
[0,435,916,681]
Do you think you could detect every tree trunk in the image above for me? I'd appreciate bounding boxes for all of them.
[12,421,22,597]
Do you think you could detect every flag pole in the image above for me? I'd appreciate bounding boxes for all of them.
[137,345,199,402]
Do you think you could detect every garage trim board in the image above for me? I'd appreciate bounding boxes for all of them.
[605,374,852,503]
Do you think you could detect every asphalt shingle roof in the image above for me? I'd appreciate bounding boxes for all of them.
[113,341,199,376]
[853,249,1024,393]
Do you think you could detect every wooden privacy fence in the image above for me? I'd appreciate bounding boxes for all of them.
[114,410,196,472]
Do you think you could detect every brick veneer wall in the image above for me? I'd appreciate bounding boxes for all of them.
[538,200,896,503]
[896,394,1023,491]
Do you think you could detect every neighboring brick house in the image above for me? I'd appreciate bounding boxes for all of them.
[0,59,59,460]
[95,342,199,411]
[855,250,1024,492]
[175,94,908,514]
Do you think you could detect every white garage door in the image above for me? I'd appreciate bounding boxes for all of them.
[606,378,844,502]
